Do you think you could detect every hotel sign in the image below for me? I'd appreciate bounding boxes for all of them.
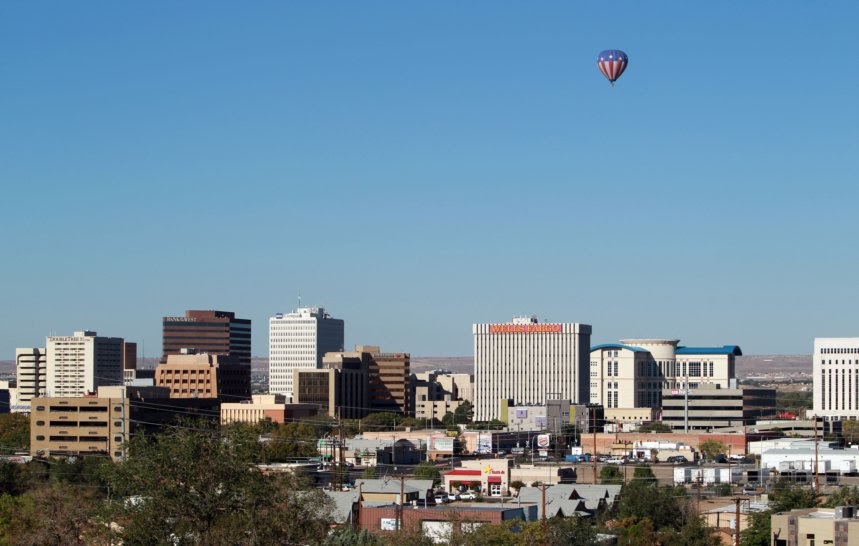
[489,324,562,334]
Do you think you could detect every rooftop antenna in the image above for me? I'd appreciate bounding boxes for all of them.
[298,290,302,309]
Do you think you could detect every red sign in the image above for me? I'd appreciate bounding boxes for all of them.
[489,324,563,334]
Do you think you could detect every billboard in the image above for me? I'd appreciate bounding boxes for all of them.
[515,409,528,419]
[536,434,551,449]
[476,433,492,455]
[432,438,454,452]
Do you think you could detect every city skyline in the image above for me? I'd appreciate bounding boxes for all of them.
[2,3,857,358]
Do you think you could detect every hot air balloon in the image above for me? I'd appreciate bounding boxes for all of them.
[597,50,628,86]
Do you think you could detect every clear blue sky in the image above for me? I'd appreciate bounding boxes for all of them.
[2,2,857,358]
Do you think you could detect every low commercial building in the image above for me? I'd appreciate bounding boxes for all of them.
[661,385,777,431]
[30,385,219,461]
[442,459,512,497]
[220,394,318,425]
[517,484,621,518]
[412,371,471,421]
[770,506,859,546]
[359,504,535,539]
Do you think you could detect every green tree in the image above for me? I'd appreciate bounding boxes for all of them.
[362,413,401,431]
[665,514,722,546]
[599,465,624,485]
[823,485,859,507]
[0,413,30,451]
[632,464,656,484]
[616,481,690,532]
[323,527,383,546]
[362,465,379,479]
[842,420,859,445]
[548,515,599,546]
[0,482,103,545]
[698,439,726,461]
[266,422,322,461]
[637,421,672,433]
[102,421,334,545]
[413,461,441,484]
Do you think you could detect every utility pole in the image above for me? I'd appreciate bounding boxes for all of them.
[592,407,598,485]
[339,411,345,491]
[398,475,405,533]
[733,496,743,546]
[541,482,547,544]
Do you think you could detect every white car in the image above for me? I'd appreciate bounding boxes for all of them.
[446,493,460,502]
[605,458,626,465]
[459,491,478,501]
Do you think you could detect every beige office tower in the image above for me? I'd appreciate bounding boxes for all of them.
[46,331,124,397]
[13,348,47,412]
[473,316,592,422]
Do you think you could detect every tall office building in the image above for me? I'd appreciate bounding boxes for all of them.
[13,348,47,412]
[589,339,741,410]
[473,316,592,422]
[811,337,859,421]
[162,310,251,366]
[46,331,124,397]
[269,307,344,399]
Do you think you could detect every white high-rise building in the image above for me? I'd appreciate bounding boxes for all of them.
[473,316,592,422]
[268,307,344,400]
[46,331,124,397]
[13,348,47,412]
[589,339,740,410]
[811,337,859,421]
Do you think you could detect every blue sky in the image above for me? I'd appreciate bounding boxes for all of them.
[1,2,857,358]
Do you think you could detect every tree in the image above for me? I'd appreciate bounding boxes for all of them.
[413,461,441,484]
[823,485,859,507]
[266,421,322,461]
[632,464,656,484]
[323,527,383,546]
[548,515,599,546]
[102,420,334,545]
[599,465,624,485]
[698,439,726,461]
[637,421,672,433]
[616,481,690,533]
[0,414,30,451]
[362,465,379,479]
[0,482,103,545]
[362,413,401,431]
[843,420,859,445]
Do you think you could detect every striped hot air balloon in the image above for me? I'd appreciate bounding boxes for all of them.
[597,50,628,86]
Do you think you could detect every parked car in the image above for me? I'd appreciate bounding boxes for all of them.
[667,455,688,464]
[713,454,728,464]
[459,491,478,501]
[446,493,460,502]
[605,457,625,465]
[742,486,758,495]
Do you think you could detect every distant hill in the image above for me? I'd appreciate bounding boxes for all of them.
[0,354,811,381]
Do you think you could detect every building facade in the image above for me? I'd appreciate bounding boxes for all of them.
[162,310,252,366]
[590,339,741,411]
[473,316,591,422]
[220,394,318,424]
[13,348,46,412]
[46,331,124,397]
[661,385,777,431]
[30,395,128,461]
[363,346,410,415]
[268,307,344,400]
[155,351,251,401]
[811,337,859,421]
